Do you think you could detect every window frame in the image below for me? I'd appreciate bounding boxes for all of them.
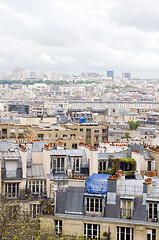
[51,156,65,172]
[148,202,158,220]
[121,199,132,219]
[146,229,156,240]
[72,157,80,172]
[117,226,134,240]
[54,220,62,235]
[5,183,20,198]
[86,197,103,214]
[30,204,41,218]
[84,223,100,240]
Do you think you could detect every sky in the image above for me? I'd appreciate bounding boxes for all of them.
[0,0,159,78]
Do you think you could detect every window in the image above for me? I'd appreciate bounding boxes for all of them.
[86,129,91,135]
[148,161,151,171]
[30,204,41,218]
[51,157,65,172]
[5,183,19,198]
[72,158,80,172]
[102,136,107,142]
[148,203,158,220]
[147,229,156,240]
[80,128,83,132]
[94,129,99,134]
[99,161,106,171]
[84,223,100,239]
[72,143,77,149]
[122,200,131,218]
[54,220,62,235]
[102,129,107,134]
[28,180,45,196]
[86,197,102,213]
[117,227,134,240]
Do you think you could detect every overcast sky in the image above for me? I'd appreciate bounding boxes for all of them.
[0,0,159,78]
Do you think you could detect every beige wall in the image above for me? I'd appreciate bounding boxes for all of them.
[51,216,159,239]
[149,150,159,177]
[32,152,43,164]
[132,152,146,173]
[20,117,57,125]
[80,145,98,176]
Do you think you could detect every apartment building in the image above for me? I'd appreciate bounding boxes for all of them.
[51,173,159,240]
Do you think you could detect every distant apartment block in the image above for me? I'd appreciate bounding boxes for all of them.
[107,71,114,79]
[122,72,131,79]
[8,104,29,114]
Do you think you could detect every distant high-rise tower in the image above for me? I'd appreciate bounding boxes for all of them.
[122,72,131,79]
[107,71,114,79]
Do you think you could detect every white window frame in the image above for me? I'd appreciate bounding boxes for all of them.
[148,203,158,220]
[146,229,156,240]
[121,200,132,218]
[72,157,80,172]
[84,223,100,239]
[51,157,65,172]
[30,204,41,218]
[54,220,62,235]
[99,161,107,171]
[5,183,19,198]
[86,197,103,213]
[28,180,45,196]
[117,227,134,240]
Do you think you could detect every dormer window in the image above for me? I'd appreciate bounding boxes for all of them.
[86,197,102,214]
[120,198,134,219]
[122,200,131,218]
[148,203,158,221]
[72,157,80,172]
[51,156,65,172]
[71,157,81,172]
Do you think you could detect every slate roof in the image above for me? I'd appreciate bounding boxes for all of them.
[117,179,143,196]
[104,195,120,218]
[65,187,85,214]
[56,191,67,214]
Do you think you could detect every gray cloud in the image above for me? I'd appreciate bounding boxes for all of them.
[0,0,159,77]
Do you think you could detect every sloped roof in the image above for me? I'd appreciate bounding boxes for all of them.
[65,187,84,214]
[98,149,130,160]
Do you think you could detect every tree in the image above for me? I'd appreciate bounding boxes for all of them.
[128,120,141,130]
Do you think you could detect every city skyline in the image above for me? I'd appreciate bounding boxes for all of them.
[0,0,159,78]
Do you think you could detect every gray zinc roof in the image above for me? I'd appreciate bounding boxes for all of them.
[98,149,130,160]
[65,187,84,214]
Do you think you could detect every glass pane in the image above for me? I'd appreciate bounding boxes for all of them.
[154,204,157,218]
[123,201,126,216]
[57,158,60,168]
[61,158,64,168]
[87,198,89,211]
[90,199,94,212]
[149,204,152,218]
[95,199,99,212]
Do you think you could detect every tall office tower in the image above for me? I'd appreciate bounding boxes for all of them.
[107,71,114,79]
[122,72,131,79]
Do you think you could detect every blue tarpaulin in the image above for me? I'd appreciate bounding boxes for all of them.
[85,173,110,194]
